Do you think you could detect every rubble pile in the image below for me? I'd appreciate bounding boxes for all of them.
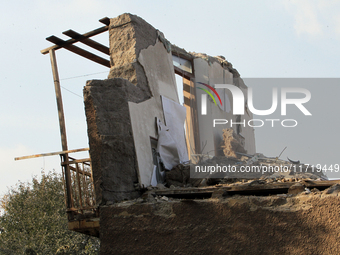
[221,128,246,158]
[163,152,327,189]
[119,182,340,206]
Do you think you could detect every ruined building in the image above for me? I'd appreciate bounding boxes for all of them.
[38,13,340,255]
[84,13,256,205]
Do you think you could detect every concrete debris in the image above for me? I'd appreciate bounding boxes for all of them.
[222,128,247,158]
[288,183,305,195]
[164,163,201,187]
[311,188,321,193]
[287,157,300,164]
[246,154,260,165]
[141,192,156,203]
[161,150,327,190]
[115,180,340,207]
[155,183,167,190]
[159,196,169,202]
[323,184,340,195]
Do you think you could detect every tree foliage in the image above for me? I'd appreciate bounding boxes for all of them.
[0,171,99,255]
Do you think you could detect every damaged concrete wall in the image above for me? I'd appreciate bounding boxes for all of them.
[84,78,143,204]
[84,13,256,203]
[130,38,181,186]
[84,13,182,204]
[108,13,156,97]
[193,54,256,157]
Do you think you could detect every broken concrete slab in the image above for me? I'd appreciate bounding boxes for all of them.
[323,184,340,195]
[129,41,182,186]
[222,128,247,158]
[86,13,184,195]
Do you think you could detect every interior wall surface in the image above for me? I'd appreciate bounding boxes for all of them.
[193,58,256,156]
[129,40,181,187]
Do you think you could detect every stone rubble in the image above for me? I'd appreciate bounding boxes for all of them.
[161,152,327,190]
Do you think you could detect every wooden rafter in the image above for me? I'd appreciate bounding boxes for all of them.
[62,30,110,55]
[41,17,111,68]
[40,18,110,221]
[99,17,110,26]
[46,35,110,67]
[15,147,90,161]
[41,24,109,54]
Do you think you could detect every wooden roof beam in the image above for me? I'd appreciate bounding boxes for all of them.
[46,36,110,68]
[62,29,109,55]
[99,17,110,26]
[174,66,194,80]
[41,17,110,55]
[15,148,89,161]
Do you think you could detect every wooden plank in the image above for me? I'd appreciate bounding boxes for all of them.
[90,161,96,206]
[76,164,83,208]
[61,166,67,207]
[153,180,340,196]
[174,66,194,80]
[49,49,74,210]
[68,218,100,237]
[303,180,340,187]
[99,17,110,26]
[61,158,91,165]
[82,162,89,206]
[171,46,194,61]
[15,147,89,161]
[63,29,109,55]
[183,77,200,158]
[41,25,109,54]
[50,49,68,152]
[69,165,92,177]
[46,36,110,67]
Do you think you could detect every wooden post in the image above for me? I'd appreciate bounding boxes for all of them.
[183,77,201,159]
[49,49,74,212]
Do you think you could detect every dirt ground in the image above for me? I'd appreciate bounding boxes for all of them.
[99,189,340,255]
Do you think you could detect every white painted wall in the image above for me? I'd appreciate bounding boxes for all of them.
[129,40,256,187]
[129,41,182,187]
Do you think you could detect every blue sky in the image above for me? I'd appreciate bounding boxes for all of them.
[1,0,340,196]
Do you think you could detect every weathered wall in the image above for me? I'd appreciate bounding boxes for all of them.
[108,13,157,100]
[129,39,180,187]
[236,77,256,154]
[84,13,182,204]
[85,12,256,203]
[193,55,256,156]
[84,78,144,204]
[99,192,340,255]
